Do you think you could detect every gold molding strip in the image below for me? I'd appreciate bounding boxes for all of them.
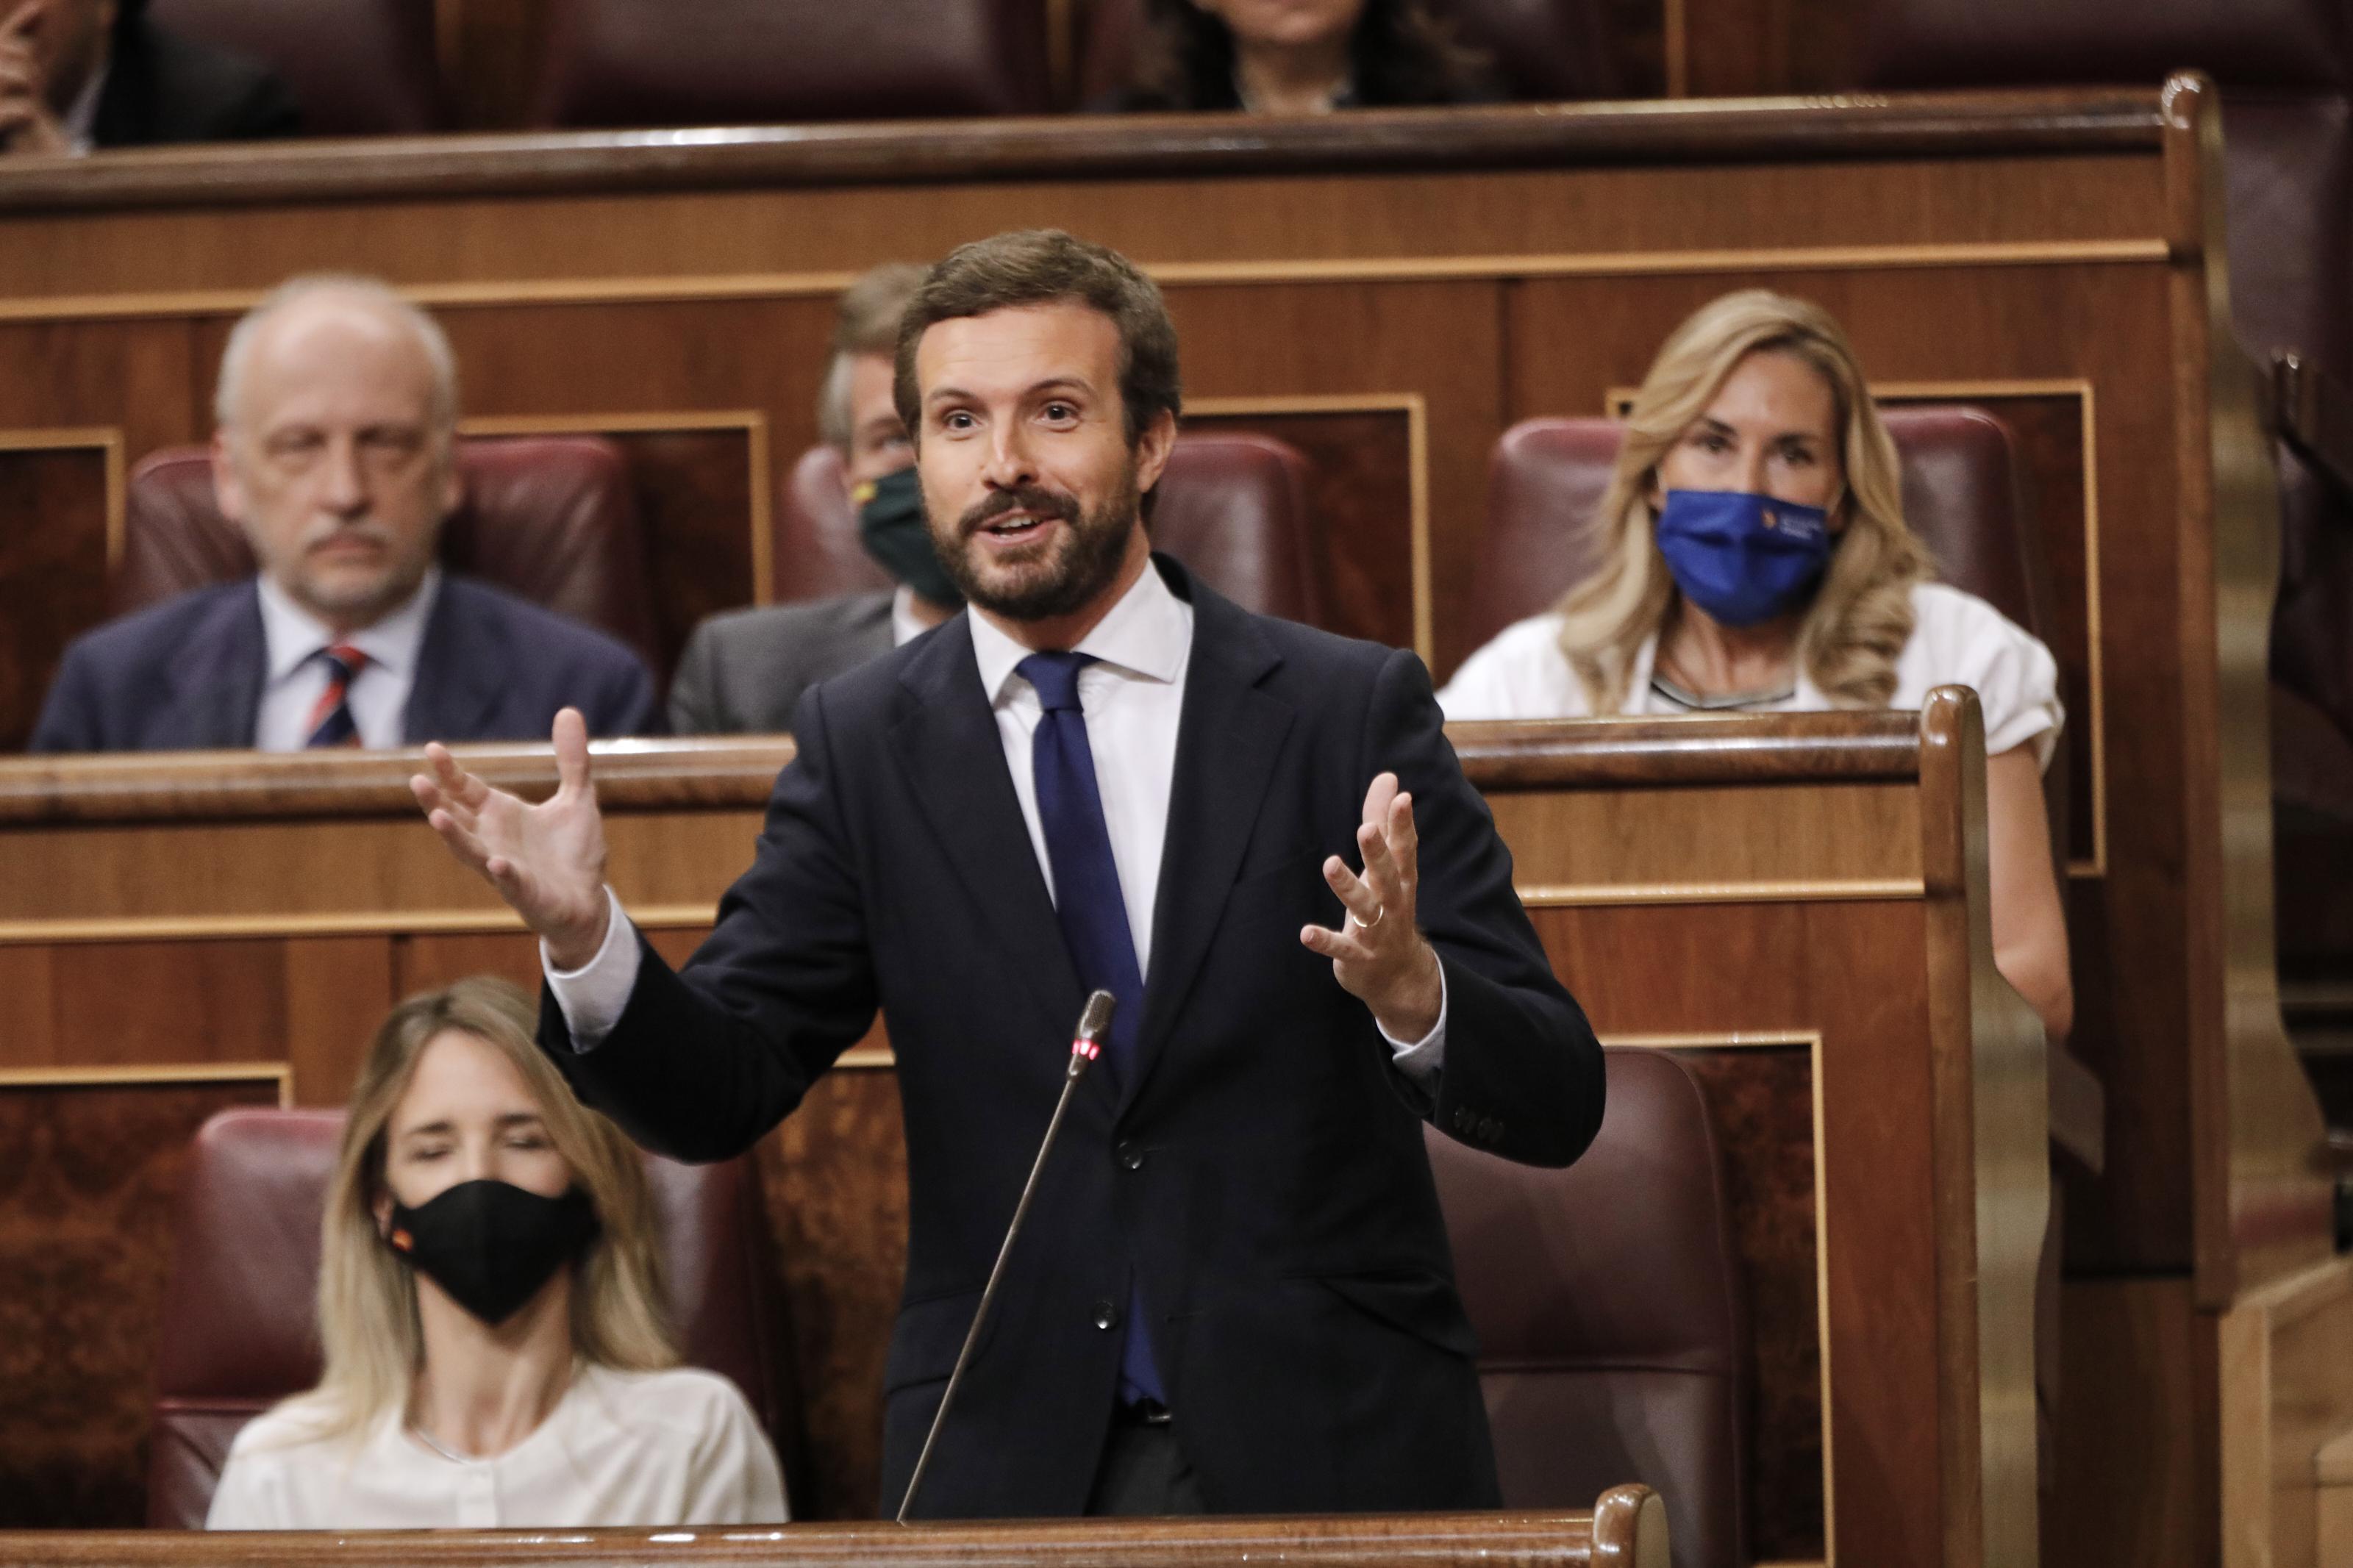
[1517,878,1923,908]
[460,409,777,606]
[0,1060,293,1109]
[0,240,2172,326]
[0,902,718,945]
[0,425,126,568]
[1188,393,1431,665]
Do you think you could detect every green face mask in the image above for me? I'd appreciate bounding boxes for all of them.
[854,465,963,608]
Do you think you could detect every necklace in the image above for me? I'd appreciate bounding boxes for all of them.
[407,1422,479,1465]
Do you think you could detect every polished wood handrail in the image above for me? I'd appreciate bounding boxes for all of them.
[0,1494,1667,1568]
[0,90,2168,213]
[0,712,1929,824]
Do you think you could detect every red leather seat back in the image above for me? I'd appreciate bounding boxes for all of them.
[146,1107,799,1528]
[1426,1048,1743,1568]
[1074,0,1619,108]
[535,0,1052,128]
[117,437,660,670]
[772,433,1325,623]
[146,0,443,134]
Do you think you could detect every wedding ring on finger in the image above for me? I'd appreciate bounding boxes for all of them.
[1349,905,1385,931]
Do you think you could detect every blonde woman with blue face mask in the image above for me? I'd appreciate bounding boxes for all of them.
[1441,290,2072,1045]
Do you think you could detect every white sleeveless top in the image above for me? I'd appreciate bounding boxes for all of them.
[1438,582,2063,769]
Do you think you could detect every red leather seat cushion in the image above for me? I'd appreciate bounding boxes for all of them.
[536,0,1051,128]
[773,433,1324,624]
[147,0,443,133]
[117,437,660,671]
[1427,1048,1744,1568]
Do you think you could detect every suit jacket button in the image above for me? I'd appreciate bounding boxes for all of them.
[1452,1106,1473,1133]
[1093,1299,1120,1331]
[1116,1139,1145,1170]
[1479,1116,1499,1143]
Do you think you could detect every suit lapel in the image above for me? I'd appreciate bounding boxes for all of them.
[889,616,1085,1024]
[164,584,268,748]
[404,580,501,743]
[1122,576,1293,1117]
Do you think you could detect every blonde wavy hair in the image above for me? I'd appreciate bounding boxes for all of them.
[1555,290,1931,712]
[291,977,677,1442]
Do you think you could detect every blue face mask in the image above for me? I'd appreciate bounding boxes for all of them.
[1652,488,1834,628]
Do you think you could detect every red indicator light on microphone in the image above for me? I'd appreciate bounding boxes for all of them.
[1071,1037,1101,1060]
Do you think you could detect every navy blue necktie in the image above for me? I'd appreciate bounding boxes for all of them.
[303,643,367,748]
[1016,650,1165,1407]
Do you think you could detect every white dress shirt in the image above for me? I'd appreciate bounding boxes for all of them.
[548,563,1444,1073]
[59,62,107,155]
[889,584,929,648]
[204,1364,788,1530]
[253,568,441,751]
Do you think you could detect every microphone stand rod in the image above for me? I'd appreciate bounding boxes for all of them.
[895,989,1117,1525]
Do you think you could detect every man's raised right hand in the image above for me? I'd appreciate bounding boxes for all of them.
[412,706,613,970]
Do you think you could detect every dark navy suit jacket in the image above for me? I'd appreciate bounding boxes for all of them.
[541,557,1603,1518]
[29,576,657,752]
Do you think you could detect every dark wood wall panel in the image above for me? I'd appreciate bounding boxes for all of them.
[1169,282,1502,675]
[1187,408,1416,649]
[1674,1044,1821,1564]
[0,1076,283,1528]
[0,448,110,751]
[759,1073,908,1522]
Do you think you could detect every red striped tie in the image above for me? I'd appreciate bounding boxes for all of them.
[303,644,368,748]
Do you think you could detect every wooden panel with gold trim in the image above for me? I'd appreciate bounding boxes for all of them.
[0,1068,288,1526]
[0,430,124,752]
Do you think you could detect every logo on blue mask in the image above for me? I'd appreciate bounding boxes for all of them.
[1652,488,1833,628]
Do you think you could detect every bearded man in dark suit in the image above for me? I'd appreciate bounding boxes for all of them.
[414,230,1602,1519]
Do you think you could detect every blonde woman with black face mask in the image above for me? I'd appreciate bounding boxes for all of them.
[205,978,786,1529]
[1441,290,2072,1046]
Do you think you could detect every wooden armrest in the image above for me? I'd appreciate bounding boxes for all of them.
[2049,1045,2106,1175]
[2274,351,2353,498]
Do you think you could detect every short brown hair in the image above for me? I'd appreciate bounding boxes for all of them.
[893,230,1182,446]
[818,262,926,451]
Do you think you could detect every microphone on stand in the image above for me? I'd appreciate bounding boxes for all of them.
[895,988,1118,1525]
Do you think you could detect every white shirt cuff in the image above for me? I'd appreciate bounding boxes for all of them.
[542,887,640,1050]
[1377,962,1447,1083]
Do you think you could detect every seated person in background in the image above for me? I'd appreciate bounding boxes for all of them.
[669,262,959,734]
[1441,289,2074,1045]
[32,276,655,752]
[1111,0,1499,114]
[207,976,787,1529]
[0,0,296,156]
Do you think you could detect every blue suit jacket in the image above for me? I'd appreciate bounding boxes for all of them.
[542,556,1603,1518]
[29,576,657,752]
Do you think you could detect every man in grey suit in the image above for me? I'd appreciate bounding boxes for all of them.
[670,263,963,733]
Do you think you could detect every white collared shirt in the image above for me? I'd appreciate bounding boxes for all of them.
[253,568,442,751]
[548,564,1443,1072]
[204,1363,787,1530]
[889,584,929,648]
[60,62,107,155]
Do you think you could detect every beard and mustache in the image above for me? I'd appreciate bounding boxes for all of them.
[929,468,1144,623]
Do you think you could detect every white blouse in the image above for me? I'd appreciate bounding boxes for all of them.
[1438,581,2064,770]
[205,1364,788,1531]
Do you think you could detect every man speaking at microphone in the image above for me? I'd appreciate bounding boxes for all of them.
[413,230,1603,1519]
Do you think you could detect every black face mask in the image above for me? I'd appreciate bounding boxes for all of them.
[855,465,963,609]
[385,1179,601,1328]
